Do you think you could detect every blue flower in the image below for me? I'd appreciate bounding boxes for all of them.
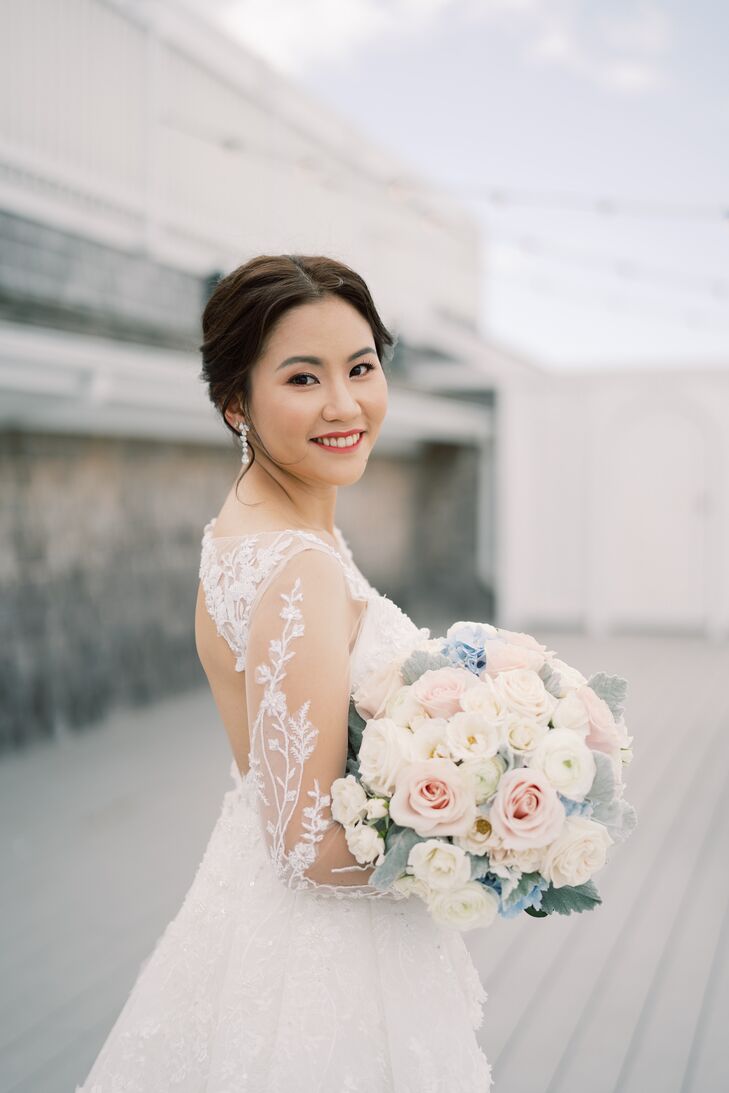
[443,622,503,676]
[499,876,550,919]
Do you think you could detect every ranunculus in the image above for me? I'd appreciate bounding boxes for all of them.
[459,678,508,726]
[345,821,385,865]
[503,713,548,756]
[410,666,480,719]
[530,728,596,800]
[409,718,452,761]
[493,668,556,726]
[385,684,426,727]
[389,758,476,837]
[427,882,500,931]
[488,767,566,849]
[460,754,508,803]
[487,837,547,879]
[331,774,369,826]
[483,642,546,675]
[551,690,590,736]
[357,718,413,796]
[446,711,502,760]
[578,685,628,760]
[542,816,613,887]
[407,838,472,891]
[546,657,587,698]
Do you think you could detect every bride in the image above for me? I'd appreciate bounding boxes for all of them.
[76,254,493,1091]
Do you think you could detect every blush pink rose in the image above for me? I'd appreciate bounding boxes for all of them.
[577,684,626,760]
[410,667,479,719]
[488,767,566,849]
[389,758,476,837]
[483,642,545,675]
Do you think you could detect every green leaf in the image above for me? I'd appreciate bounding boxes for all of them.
[538,879,602,916]
[369,826,424,891]
[524,904,548,918]
[348,698,366,762]
[400,649,452,686]
[501,871,545,913]
[539,662,564,699]
[587,672,628,721]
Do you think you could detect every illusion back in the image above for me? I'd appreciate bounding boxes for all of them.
[199,520,428,898]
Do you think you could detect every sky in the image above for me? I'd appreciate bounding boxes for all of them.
[183,0,728,371]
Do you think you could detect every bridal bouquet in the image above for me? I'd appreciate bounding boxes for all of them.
[331,622,636,932]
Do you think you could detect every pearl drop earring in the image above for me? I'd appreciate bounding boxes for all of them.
[238,420,250,466]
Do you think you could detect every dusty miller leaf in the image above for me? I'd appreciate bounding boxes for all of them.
[538,879,602,916]
[587,672,628,721]
[400,649,452,686]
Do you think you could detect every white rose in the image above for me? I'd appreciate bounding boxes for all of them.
[547,657,587,698]
[488,840,546,877]
[459,678,508,725]
[365,797,388,820]
[460,754,508,803]
[427,882,500,931]
[494,668,556,726]
[330,775,369,826]
[552,690,590,737]
[446,711,502,760]
[392,872,431,900]
[530,729,596,801]
[409,717,452,761]
[385,684,426,727]
[345,821,385,865]
[358,718,413,796]
[454,813,495,855]
[542,817,613,888]
[407,838,472,891]
[503,713,548,756]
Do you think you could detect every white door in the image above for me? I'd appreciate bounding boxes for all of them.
[599,407,709,632]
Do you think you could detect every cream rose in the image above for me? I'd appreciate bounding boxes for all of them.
[385,684,426,727]
[547,657,587,698]
[427,882,500,931]
[389,758,476,837]
[503,713,548,756]
[530,728,596,801]
[542,816,613,888]
[487,839,547,878]
[551,690,591,736]
[493,668,556,726]
[407,838,472,891]
[488,767,566,849]
[357,718,413,796]
[483,642,546,675]
[446,711,502,760]
[460,754,508,803]
[345,821,385,865]
[459,677,508,725]
[352,642,419,721]
[410,666,480,719]
[330,774,369,826]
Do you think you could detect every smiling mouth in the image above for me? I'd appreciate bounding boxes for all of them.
[310,431,365,450]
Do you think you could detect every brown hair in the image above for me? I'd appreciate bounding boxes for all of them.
[198,254,396,498]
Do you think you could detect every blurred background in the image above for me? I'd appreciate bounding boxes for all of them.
[1,1,727,1090]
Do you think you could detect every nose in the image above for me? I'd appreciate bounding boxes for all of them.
[321,378,361,422]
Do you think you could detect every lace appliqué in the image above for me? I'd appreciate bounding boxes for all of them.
[199,521,370,671]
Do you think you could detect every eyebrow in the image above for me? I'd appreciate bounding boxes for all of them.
[276,346,376,371]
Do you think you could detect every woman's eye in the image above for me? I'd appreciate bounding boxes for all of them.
[288,362,376,386]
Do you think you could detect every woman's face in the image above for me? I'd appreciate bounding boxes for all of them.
[245,295,389,487]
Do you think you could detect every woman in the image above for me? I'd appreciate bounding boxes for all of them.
[76,255,492,1091]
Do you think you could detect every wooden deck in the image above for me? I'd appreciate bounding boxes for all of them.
[0,631,727,1092]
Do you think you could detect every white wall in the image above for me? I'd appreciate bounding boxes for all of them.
[497,368,729,639]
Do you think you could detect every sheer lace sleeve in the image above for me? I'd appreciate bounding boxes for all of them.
[245,543,398,900]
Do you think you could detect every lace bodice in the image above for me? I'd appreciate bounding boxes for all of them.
[199,519,430,901]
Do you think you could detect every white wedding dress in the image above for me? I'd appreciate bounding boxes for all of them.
[76,519,492,1092]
